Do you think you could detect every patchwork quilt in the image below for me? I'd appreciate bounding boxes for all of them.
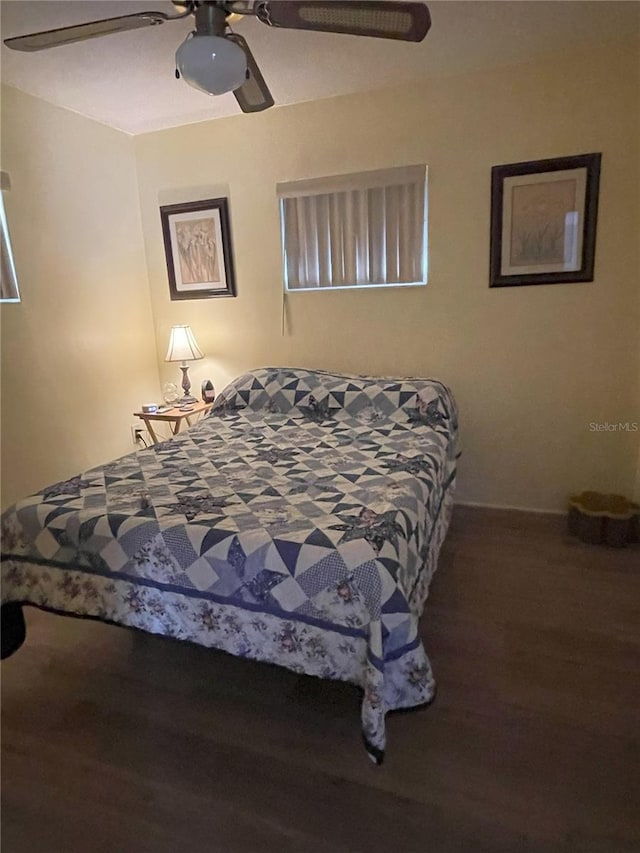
[0,367,458,762]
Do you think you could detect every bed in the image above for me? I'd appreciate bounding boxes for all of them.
[0,367,458,762]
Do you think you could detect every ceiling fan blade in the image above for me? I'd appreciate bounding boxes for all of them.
[4,11,175,52]
[228,34,274,113]
[255,1,431,42]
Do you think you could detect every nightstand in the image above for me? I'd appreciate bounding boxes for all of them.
[133,401,213,445]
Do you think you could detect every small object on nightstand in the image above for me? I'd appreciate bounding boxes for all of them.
[201,379,215,404]
[141,403,159,414]
[162,382,180,405]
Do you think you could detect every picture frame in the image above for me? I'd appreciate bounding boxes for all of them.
[160,197,236,300]
[489,153,601,288]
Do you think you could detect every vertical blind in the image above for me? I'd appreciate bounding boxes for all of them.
[278,165,427,290]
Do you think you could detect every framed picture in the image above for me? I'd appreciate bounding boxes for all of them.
[489,153,601,288]
[160,197,236,300]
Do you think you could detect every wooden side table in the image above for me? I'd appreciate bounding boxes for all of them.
[133,401,213,445]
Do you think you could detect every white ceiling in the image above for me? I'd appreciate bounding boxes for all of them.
[1,0,638,134]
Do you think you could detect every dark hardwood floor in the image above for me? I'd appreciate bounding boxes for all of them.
[1,506,639,852]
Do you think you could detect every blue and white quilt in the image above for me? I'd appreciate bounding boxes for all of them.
[1,367,458,761]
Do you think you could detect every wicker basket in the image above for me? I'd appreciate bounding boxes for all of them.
[568,491,640,548]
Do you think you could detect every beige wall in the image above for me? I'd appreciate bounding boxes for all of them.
[0,85,161,508]
[134,40,640,512]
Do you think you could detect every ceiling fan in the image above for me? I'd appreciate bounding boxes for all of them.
[4,1,431,114]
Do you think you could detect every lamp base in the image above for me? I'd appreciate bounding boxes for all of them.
[177,395,198,406]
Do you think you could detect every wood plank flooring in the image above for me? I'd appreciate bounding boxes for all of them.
[2,506,639,852]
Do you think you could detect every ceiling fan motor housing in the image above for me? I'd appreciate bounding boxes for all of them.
[194,4,229,36]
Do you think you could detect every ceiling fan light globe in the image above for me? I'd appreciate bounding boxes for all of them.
[176,35,247,96]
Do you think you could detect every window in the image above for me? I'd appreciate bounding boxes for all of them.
[278,165,427,291]
[0,171,20,303]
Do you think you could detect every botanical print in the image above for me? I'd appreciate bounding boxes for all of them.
[509,179,577,266]
[491,154,600,287]
[162,198,236,300]
[175,217,220,284]
[1,367,458,762]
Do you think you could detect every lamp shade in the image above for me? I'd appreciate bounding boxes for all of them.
[165,325,204,362]
[176,34,247,96]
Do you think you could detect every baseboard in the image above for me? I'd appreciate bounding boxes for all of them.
[454,500,565,517]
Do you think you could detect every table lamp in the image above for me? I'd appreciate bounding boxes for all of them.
[165,325,204,405]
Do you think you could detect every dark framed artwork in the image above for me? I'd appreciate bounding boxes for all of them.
[160,197,236,300]
[489,153,601,288]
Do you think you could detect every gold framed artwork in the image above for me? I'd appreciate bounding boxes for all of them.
[160,197,236,300]
[489,153,601,287]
